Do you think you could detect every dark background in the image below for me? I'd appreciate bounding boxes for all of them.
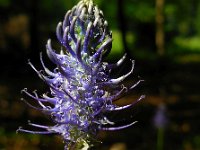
[0,0,200,149]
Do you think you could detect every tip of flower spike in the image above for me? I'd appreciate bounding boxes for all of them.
[27,59,31,64]
[21,88,27,94]
[17,121,53,135]
[16,126,22,134]
[17,127,53,134]
[56,22,63,42]
[130,80,145,90]
[63,11,71,29]
[140,95,146,99]
[109,59,134,84]
[46,39,59,64]
[47,39,51,46]
[100,121,138,131]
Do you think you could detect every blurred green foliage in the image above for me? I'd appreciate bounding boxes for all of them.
[175,36,200,52]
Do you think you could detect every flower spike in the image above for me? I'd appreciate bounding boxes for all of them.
[18,0,144,149]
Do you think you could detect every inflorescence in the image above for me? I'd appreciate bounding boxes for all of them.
[17,0,144,149]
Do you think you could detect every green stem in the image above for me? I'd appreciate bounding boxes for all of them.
[157,127,164,150]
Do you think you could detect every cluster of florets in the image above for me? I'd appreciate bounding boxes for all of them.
[17,0,144,149]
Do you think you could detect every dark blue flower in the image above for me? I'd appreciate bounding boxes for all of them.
[17,0,144,149]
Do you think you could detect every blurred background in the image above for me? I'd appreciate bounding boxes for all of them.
[0,0,200,149]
